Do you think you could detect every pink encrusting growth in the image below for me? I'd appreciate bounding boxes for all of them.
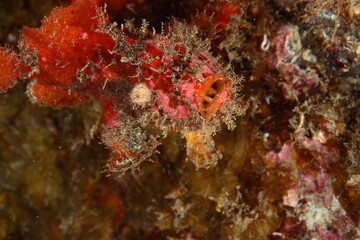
[0,0,245,174]
[265,137,355,238]
[262,25,321,101]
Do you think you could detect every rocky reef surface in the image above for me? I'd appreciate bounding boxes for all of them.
[0,0,359,239]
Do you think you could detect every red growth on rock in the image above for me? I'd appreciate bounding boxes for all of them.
[0,47,19,93]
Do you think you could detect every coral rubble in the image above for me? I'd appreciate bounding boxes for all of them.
[0,0,359,239]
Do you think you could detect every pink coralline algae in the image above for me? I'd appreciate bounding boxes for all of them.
[263,25,321,101]
[266,137,356,239]
[0,0,246,175]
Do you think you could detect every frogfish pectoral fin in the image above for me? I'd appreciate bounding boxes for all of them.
[102,119,160,175]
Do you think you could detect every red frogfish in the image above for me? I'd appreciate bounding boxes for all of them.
[0,0,246,175]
